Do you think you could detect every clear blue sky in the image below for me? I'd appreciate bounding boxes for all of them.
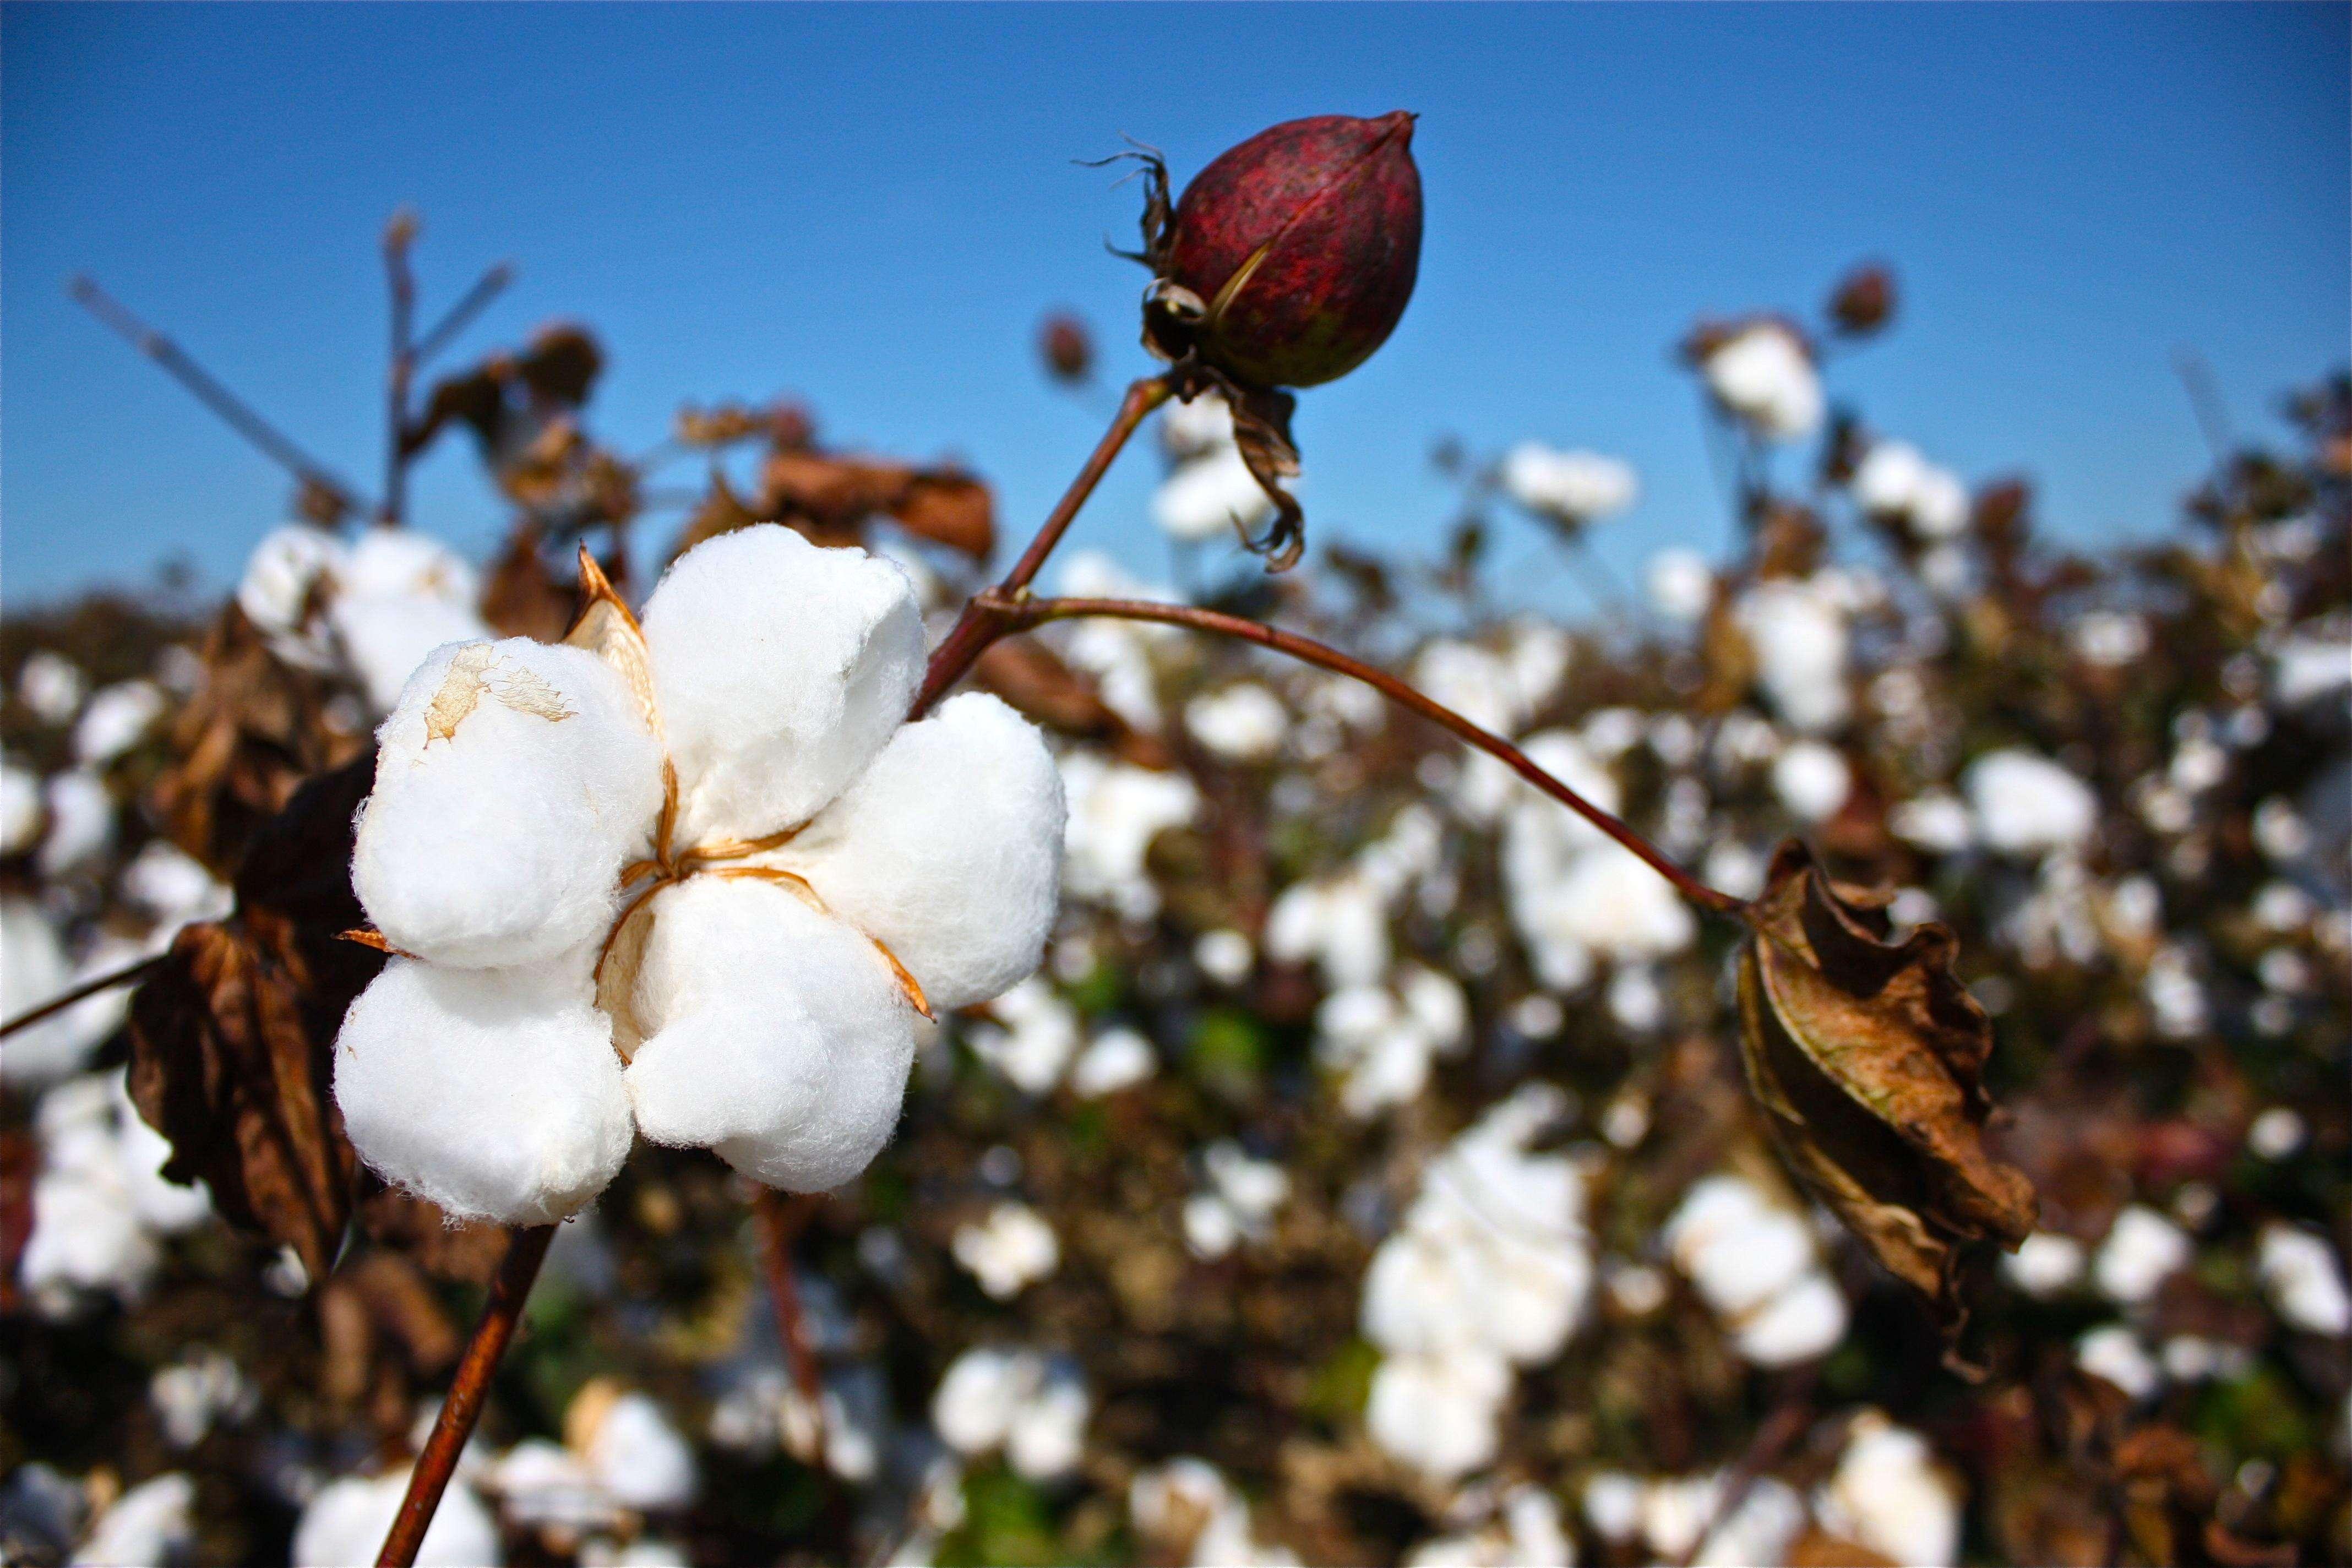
[3,3,2344,608]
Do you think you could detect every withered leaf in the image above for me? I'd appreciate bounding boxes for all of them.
[1224,381,1305,571]
[479,520,579,643]
[127,755,385,1279]
[1736,840,2037,1340]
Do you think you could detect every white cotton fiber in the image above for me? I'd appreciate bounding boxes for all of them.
[294,1469,502,1568]
[355,639,664,969]
[624,877,915,1193]
[583,1391,701,1511]
[2,761,41,854]
[1153,444,1275,543]
[3,897,85,1087]
[333,950,634,1226]
[38,770,115,875]
[72,681,166,766]
[777,692,1064,1011]
[70,1472,195,1568]
[238,524,347,656]
[332,592,497,716]
[642,526,925,842]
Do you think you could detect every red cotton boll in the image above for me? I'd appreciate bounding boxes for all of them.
[1160,111,1423,389]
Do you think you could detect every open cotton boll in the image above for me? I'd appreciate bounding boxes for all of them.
[355,639,665,969]
[2257,1223,2352,1336]
[1772,741,1852,824]
[1366,1349,1510,1482]
[331,593,497,715]
[2003,1231,2087,1298]
[72,682,166,766]
[624,877,915,1193]
[1814,1414,1963,1568]
[965,977,1082,1093]
[1185,682,1289,761]
[2,761,41,853]
[1965,748,2099,858]
[1160,392,1235,459]
[335,951,633,1225]
[1070,1026,1156,1097]
[342,525,479,603]
[1702,322,1822,440]
[18,650,88,726]
[1005,1361,1091,1482]
[39,770,115,875]
[580,1391,701,1511]
[1734,577,1851,733]
[2093,1204,2190,1305]
[238,525,347,654]
[1059,755,1199,921]
[295,1469,502,1568]
[643,526,924,842]
[952,1202,1060,1299]
[1647,548,1717,624]
[1734,1272,1848,1366]
[1153,443,1276,542]
[776,692,1064,1012]
[69,1473,195,1568]
[1502,442,1638,521]
[3,897,88,1087]
[933,1347,1021,1455]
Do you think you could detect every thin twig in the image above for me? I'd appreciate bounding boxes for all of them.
[0,955,165,1041]
[911,374,1170,717]
[1669,1370,1819,1568]
[996,595,1746,917]
[67,275,371,518]
[413,263,515,368]
[377,1224,555,1567]
[754,1189,828,1457]
[383,213,418,526]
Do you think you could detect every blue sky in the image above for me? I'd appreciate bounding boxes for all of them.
[3,3,2344,608]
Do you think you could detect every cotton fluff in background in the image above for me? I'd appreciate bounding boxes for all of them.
[1059,754,1198,922]
[19,1071,210,1318]
[1130,1458,1300,1567]
[1702,322,1823,440]
[1964,748,2100,858]
[1812,1412,1964,1567]
[1501,443,1638,524]
[931,1347,1091,1482]
[295,1467,502,1567]
[240,524,493,712]
[334,525,1066,1225]
[1665,1173,1848,1367]
[1850,439,1971,539]
[953,1202,1060,1299]
[67,1473,197,1568]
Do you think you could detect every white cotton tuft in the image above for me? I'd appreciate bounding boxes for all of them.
[1772,741,1852,824]
[72,681,166,766]
[2,762,41,854]
[1058,755,1197,920]
[18,650,88,726]
[323,528,492,714]
[355,639,665,969]
[70,1473,195,1568]
[1185,683,1289,761]
[1501,442,1638,521]
[1647,547,1717,624]
[238,525,347,657]
[2257,1223,2352,1336]
[1070,1027,1156,1097]
[1734,576,1850,733]
[1702,322,1822,440]
[2093,1205,2191,1305]
[39,770,115,875]
[3,898,101,1088]
[1365,1349,1510,1482]
[1813,1413,1963,1568]
[295,1469,502,1568]
[581,1391,701,1511]
[334,951,633,1226]
[778,693,1064,1012]
[643,526,924,842]
[952,1202,1060,1299]
[1965,748,2099,858]
[1153,444,1276,542]
[624,876,915,1193]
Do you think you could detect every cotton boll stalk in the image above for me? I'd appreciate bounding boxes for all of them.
[70,1473,196,1568]
[644,526,925,842]
[2093,1205,2191,1305]
[952,1202,1060,1299]
[624,876,916,1193]
[777,692,1063,1011]
[1501,443,1638,523]
[1964,748,2099,858]
[355,639,666,969]
[2257,1224,2352,1336]
[335,950,633,1226]
[72,681,166,766]
[1702,322,1822,440]
[1153,444,1276,543]
[294,1469,502,1568]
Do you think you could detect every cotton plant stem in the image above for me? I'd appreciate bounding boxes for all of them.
[0,955,165,1041]
[376,1224,556,1567]
[911,374,1170,718]
[68,275,373,520]
[412,262,515,367]
[383,215,418,526]
[754,1189,829,1457]
[993,594,1749,919]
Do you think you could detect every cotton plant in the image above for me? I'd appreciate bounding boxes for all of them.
[1697,319,1824,442]
[333,525,1066,1226]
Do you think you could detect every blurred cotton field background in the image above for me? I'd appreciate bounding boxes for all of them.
[2,228,2346,1565]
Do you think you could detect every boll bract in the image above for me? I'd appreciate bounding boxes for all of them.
[334,526,1065,1226]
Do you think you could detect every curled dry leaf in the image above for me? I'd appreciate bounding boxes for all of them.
[478,520,580,643]
[1735,840,2037,1343]
[1223,380,1306,571]
[127,755,385,1280]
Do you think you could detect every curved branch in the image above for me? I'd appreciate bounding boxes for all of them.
[0,954,165,1041]
[995,594,1746,918]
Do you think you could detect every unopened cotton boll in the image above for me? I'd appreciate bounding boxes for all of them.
[355,639,666,969]
[643,526,925,842]
[2094,1205,2191,1305]
[1703,322,1822,439]
[70,1473,195,1568]
[335,951,633,1225]
[952,1202,1060,1299]
[1501,442,1638,522]
[1154,444,1276,542]
[775,692,1064,1011]
[1772,740,1852,824]
[625,877,916,1193]
[295,1468,502,1568]
[1813,1414,1962,1568]
[1185,683,1288,761]
[1965,748,2099,858]
[2257,1223,2352,1336]
[1647,548,1717,624]
[72,681,165,766]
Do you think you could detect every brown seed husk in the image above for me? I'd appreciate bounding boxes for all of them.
[1736,839,2037,1342]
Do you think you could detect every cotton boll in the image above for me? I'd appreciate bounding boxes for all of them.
[1070,1027,1156,1097]
[1058,755,1197,921]
[1733,1271,1847,1366]
[644,526,925,841]
[119,841,232,926]
[149,1351,255,1449]
[625,877,915,1192]
[1193,928,1255,986]
[2,762,41,854]
[295,1469,502,1568]
[1153,444,1277,543]
[2257,1224,2352,1336]
[72,681,166,766]
[1186,683,1289,761]
[331,593,497,715]
[355,639,663,968]
[1965,749,2099,858]
[1891,793,1974,855]
[2005,1232,2087,1298]
[1161,393,1235,459]
[1647,548,1717,624]
[1734,578,1850,733]
[1583,1473,1644,1542]
[965,977,1081,1093]
[1658,1475,1806,1568]
[1851,440,1930,518]
[18,651,88,726]
[1665,1177,1809,1315]
[1502,442,1638,522]
[1512,845,1696,970]
[1365,1351,1509,1482]
[3,898,90,1087]
[2094,1205,2191,1305]
[1184,1193,1243,1260]
[39,770,115,875]
[580,1391,700,1511]
[70,1473,195,1568]
[1814,1414,1963,1568]
[777,693,1063,1012]
[1771,741,1851,824]
[933,1348,1020,1455]
[335,951,633,1225]
[1005,1360,1090,1482]
[1703,322,1822,439]
[238,525,347,656]
[2076,1326,2159,1401]
[952,1202,1060,1299]
[21,1150,160,1311]
[1131,1458,1232,1544]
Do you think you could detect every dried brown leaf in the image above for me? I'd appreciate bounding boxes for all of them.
[479,521,578,643]
[1736,840,2037,1341]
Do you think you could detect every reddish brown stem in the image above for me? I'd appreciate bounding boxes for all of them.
[1669,1370,1817,1568]
[0,955,165,1041]
[998,594,1747,918]
[377,1224,554,1567]
[383,213,417,526]
[754,1189,827,1450]
[911,374,1170,717]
